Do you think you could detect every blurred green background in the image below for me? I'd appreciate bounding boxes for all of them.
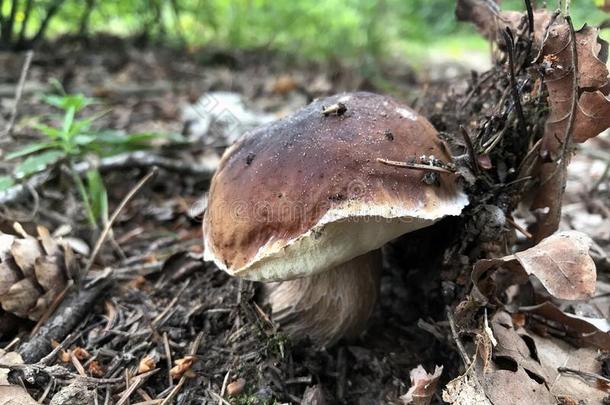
[1,0,608,64]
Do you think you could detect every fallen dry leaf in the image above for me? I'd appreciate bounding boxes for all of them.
[481,364,554,405]
[301,385,326,405]
[87,360,105,377]
[472,231,596,301]
[455,0,551,46]
[0,350,37,405]
[72,347,90,361]
[458,1,610,241]
[138,355,157,374]
[521,301,610,350]
[400,365,443,405]
[0,349,22,384]
[169,355,196,380]
[512,231,596,300]
[530,333,608,402]
[489,312,546,382]
[58,350,70,363]
[572,90,610,143]
[443,371,491,405]
[0,385,39,405]
[271,74,298,95]
[226,377,246,396]
[529,21,609,240]
[449,311,556,405]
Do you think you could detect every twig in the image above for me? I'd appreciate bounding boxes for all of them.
[30,280,74,336]
[1,362,125,385]
[83,168,157,277]
[37,379,54,403]
[160,333,203,405]
[3,338,20,351]
[19,276,112,363]
[285,376,313,384]
[151,279,190,327]
[219,368,231,405]
[446,307,472,367]
[523,0,535,66]
[558,366,610,385]
[208,390,231,405]
[506,217,533,239]
[336,347,346,401]
[38,333,79,366]
[502,28,528,140]
[459,125,479,175]
[123,369,130,405]
[3,50,33,139]
[70,350,87,377]
[559,15,578,162]
[0,151,214,206]
[376,158,455,174]
[163,332,173,388]
[116,369,160,405]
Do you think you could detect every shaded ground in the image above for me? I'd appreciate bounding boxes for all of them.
[0,36,608,404]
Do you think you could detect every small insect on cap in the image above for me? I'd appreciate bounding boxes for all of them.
[203,92,468,281]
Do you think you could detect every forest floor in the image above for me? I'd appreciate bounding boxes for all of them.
[0,36,609,404]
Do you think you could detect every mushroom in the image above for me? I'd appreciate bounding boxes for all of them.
[203,92,468,346]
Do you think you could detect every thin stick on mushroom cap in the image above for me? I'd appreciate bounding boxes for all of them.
[203,92,468,346]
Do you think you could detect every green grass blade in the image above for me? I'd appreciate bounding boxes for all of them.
[0,176,15,191]
[5,141,58,160]
[13,150,66,179]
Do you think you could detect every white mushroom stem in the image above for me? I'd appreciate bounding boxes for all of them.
[262,250,381,347]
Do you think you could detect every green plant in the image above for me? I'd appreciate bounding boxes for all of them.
[3,86,161,228]
[265,332,289,359]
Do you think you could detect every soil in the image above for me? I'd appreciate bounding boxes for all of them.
[0,35,608,404]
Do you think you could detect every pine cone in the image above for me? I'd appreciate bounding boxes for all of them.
[0,223,77,321]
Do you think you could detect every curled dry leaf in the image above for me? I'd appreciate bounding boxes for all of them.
[455,0,551,46]
[539,24,609,150]
[530,21,609,240]
[138,355,157,374]
[400,365,443,405]
[58,350,70,363]
[169,355,196,380]
[572,90,610,142]
[472,231,596,302]
[87,360,105,377]
[301,385,326,405]
[457,1,610,241]
[512,231,596,300]
[226,377,246,396]
[71,347,90,361]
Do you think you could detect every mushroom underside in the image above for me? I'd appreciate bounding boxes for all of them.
[262,249,382,347]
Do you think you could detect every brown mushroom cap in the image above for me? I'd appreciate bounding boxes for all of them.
[203,92,468,281]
